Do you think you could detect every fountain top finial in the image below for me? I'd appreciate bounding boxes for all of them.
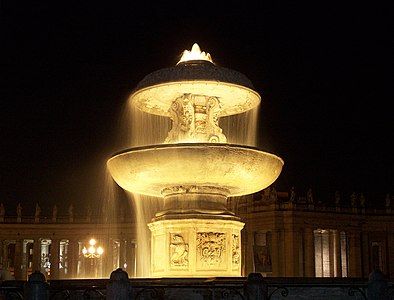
[130,43,261,117]
[177,43,213,65]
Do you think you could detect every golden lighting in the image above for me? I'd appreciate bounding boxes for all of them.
[107,43,284,278]
[82,238,104,259]
[107,144,283,198]
[178,43,213,64]
[131,81,260,118]
[97,246,104,255]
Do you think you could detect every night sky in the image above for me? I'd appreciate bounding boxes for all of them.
[1,2,393,215]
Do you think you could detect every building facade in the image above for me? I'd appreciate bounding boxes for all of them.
[0,190,393,280]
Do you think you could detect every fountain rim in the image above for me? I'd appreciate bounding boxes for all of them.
[133,60,255,91]
[107,142,284,165]
[129,80,261,117]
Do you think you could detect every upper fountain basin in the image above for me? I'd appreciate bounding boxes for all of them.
[130,61,261,117]
[107,143,283,198]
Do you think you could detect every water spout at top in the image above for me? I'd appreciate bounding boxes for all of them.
[178,43,213,64]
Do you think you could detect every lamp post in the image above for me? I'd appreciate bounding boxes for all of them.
[82,239,104,278]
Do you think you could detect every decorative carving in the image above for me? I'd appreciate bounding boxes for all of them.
[170,234,188,268]
[161,185,229,197]
[196,232,226,267]
[232,234,240,265]
[165,94,227,143]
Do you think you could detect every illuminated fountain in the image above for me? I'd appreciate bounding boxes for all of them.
[107,44,283,277]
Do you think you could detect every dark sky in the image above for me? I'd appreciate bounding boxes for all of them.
[1,2,393,214]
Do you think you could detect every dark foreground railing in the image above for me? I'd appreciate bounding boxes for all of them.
[1,269,393,299]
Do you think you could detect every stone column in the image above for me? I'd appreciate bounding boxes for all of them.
[304,227,315,277]
[50,239,60,279]
[68,239,79,278]
[3,241,9,268]
[120,239,126,270]
[361,231,370,278]
[284,228,298,276]
[32,238,41,272]
[102,238,111,277]
[0,239,3,265]
[125,240,136,277]
[329,230,335,277]
[14,239,23,280]
[21,240,28,280]
[270,230,279,277]
[334,230,342,277]
[349,231,362,277]
[388,232,394,280]
[245,229,254,274]
[278,229,285,276]
[241,229,247,276]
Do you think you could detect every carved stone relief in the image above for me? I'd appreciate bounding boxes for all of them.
[170,234,189,268]
[165,94,227,143]
[232,234,240,266]
[196,232,226,268]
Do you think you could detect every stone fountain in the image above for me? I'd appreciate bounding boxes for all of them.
[107,44,283,277]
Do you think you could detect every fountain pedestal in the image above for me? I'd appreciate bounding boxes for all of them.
[149,217,244,277]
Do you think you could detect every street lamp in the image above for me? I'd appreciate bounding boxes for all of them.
[82,238,104,278]
[82,239,104,259]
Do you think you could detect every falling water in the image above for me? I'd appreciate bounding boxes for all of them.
[102,86,261,277]
[118,98,171,148]
[112,98,260,277]
[220,105,260,146]
[126,193,162,277]
[97,166,122,277]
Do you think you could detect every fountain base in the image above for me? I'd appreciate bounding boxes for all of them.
[148,217,244,277]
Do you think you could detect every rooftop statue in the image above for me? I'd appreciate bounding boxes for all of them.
[386,194,391,208]
[360,193,366,208]
[289,186,296,203]
[0,203,4,217]
[52,204,58,221]
[307,188,314,204]
[335,191,341,206]
[35,203,41,218]
[350,192,357,208]
[16,203,22,217]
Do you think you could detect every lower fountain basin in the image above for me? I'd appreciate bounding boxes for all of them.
[107,143,283,198]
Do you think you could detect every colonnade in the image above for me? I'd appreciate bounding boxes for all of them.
[245,226,364,278]
[0,237,137,280]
